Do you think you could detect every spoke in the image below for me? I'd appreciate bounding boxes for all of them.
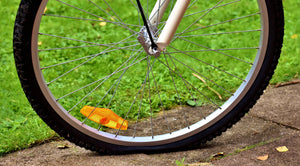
[38,33,139,51]
[102,0,138,35]
[39,44,102,52]
[43,14,141,28]
[133,70,148,137]
[156,57,221,108]
[56,0,137,33]
[46,52,103,85]
[107,47,143,108]
[115,57,151,136]
[129,0,140,13]
[156,0,226,48]
[41,44,141,69]
[166,47,259,54]
[163,52,189,127]
[39,43,139,54]
[187,0,198,9]
[177,13,260,35]
[166,51,235,95]
[95,45,143,130]
[184,0,240,18]
[147,56,154,138]
[88,0,141,29]
[168,45,245,82]
[179,29,261,38]
[68,76,107,113]
[67,53,147,112]
[44,33,139,85]
[155,0,162,28]
[179,0,224,36]
[168,0,175,17]
[42,54,96,70]
[148,0,168,22]
[56,48,144,101]
[176,36,253,64]
[166,51,206,119]
[129,0,142,28]
[88,0,118,20]
[82,48,142,125]
[147,0,149,17]
[149,58,171,134]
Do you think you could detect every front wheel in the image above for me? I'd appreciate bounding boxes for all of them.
[13,0,284,153]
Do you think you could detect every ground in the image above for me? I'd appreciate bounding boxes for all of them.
[1,82,299,166]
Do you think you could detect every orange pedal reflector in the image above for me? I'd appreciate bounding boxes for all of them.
[80,106,128,130]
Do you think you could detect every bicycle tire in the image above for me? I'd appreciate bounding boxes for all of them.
[13,0,284,153]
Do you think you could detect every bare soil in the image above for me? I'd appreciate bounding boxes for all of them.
[1,82,299,166]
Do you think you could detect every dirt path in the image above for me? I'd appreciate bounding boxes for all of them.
[1,83,299,166]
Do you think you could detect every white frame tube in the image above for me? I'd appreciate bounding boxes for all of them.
[149,0,171,26]
[155,0,191,51]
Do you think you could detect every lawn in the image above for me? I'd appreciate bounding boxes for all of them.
[0,0,299,155]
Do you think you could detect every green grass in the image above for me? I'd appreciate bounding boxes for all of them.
[0,0,58,155]
[270,0,300,83]
[0,0,299,156]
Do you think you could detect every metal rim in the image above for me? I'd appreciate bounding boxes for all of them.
[31,0,269,146]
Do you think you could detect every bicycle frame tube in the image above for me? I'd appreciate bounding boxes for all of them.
[150,0,191,51]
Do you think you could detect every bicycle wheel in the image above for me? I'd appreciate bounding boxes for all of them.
[14,0,283,153]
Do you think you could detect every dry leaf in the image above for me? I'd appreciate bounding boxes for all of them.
[276,146,288,152]
[195,23,205,27]
[44,7,48,13]
[192,73,222,100]
[291,34,298,39]
[209,152,225,161]
[99,18,107,26]
[99,22,107,26]
[57,143,70,149]
[257,154,268,161]
[192,73,206,84]
[188,162,212,166]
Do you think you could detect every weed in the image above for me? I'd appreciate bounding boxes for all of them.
[175,157,186,166]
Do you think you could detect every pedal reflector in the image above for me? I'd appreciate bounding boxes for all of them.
[80,106,128,130]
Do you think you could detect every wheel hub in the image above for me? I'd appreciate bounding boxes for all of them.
[137,26,161,57]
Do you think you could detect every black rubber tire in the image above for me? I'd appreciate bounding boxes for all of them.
[13,0,284,154]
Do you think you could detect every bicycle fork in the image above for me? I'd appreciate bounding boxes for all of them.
[137,0,191,57]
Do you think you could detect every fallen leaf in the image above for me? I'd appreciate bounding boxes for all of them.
[213,152,224,157]
[44,7,48,13]
[209,152,225,161]
[192,73,222,100]
[99,22,107,26]
[188,162,212,166]
[99,18,107,26]
[57,143,70,149]
[291,34,298,39]
[276,146,288,152]
[257,154,268,161]
[192,73,206,84]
